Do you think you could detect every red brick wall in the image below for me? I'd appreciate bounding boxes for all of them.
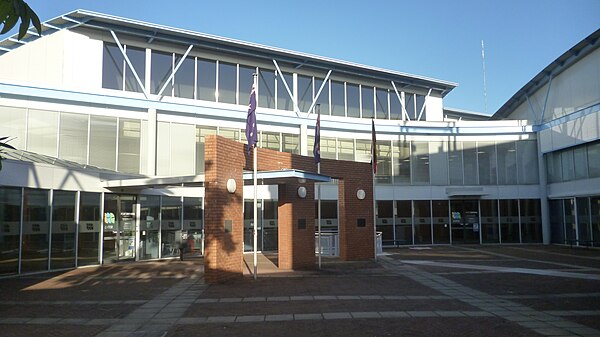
[203,135,245,283]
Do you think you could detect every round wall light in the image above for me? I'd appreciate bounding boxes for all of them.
[297,186,307,199]
[226,178,237,193]
[356,189,366,200]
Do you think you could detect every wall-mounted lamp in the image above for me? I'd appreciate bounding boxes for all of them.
[297,186,307,199]
[356,189,366,200]
[226,178,237,193]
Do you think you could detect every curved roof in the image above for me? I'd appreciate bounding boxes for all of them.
[0,9,457,96]
[492,28,600,120]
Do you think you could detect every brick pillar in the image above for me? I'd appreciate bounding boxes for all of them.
[203,135,245,283]
[337,173,374,261]
[278,181,316,270]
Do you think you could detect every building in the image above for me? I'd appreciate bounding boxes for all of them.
[0,10,598,278]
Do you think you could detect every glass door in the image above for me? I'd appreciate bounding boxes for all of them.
[450,199,480,244]
[103,194,136,263]
[244,200,263,252]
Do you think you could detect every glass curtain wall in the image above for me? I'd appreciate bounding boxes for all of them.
[480,199,499,243]
[140,195,160,259]
[591,197,600,247]
[521,199,542,243]
[395,200,412,245]
[376,201,394,245]
[183,197,203,254]
[78,192,101,266]
[161,197,182,258]
[413,200,431,244]
[0,187,21,275]
[500,199,520,243]
[576,197,591,243]
[51,191,76,269]
[432,200,450,243]
[22,189,49,273]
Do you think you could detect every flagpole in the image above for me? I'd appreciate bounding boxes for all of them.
[252,74,258,280]
[371,119,377,261]
[316,104,322,269]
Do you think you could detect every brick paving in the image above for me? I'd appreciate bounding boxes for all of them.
[0,246,599,336]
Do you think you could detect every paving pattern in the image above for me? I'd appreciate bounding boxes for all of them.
[0,246,599,336]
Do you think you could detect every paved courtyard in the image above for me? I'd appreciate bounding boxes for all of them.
[1,245,599,336]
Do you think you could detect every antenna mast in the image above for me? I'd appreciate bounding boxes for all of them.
[481,39,488,114]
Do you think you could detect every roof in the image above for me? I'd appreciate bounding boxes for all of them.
[443,107,491,121]
[492,28,600,120]
[0,9,457,96]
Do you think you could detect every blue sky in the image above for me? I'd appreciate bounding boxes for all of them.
[7,0,600,115]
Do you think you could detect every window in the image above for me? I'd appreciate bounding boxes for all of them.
[361,86,374,119]
[561,150,575,181]
[59,113,88,164]
[429,141,448,185]
[463,141,478,185]
[27,109,58,157]
[282,133,299,154]
[195,126,217,174]
[375,88,388,119]
[330,81,345,117]
[22,189,49,273]
[517,140,539,184]
[277,72,294,111]
[259,69,276,109]
[416,94,426,120]
[218,127,239,141]
[411,141,429,184]
[589,142,600,178]
[322,137,337,160]
[118,119,141,174]
[78,192,101,266]
[355,139,371,162]
[376,141,392,183]
[124,46,146,93]
[239,65,256,106]
[261,132,280,151]
[346,83,360,118]
[197,58,216,101]
[405,93,415,119]
[314,77,329,115]
[151,50,173,95]
[413,200,432,244]
[477,141,497,185]
[51,190,76,270]
[0,187,21,275]
[218,62,237,104]
[297,75,313,113]
[448,141,464,185]
[390,92,402,120]
[393,140,410,184]
[0,106,26,150]
[173,55,194,99]
[337,138,354,161]
[102,43,124,90]
[497,141,517,185]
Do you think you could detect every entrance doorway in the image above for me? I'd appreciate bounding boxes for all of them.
[244,200,278,252]
[450,199,480,244]
[103,194,136,263]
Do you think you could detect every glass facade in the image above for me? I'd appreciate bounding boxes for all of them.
[546,140,600,183]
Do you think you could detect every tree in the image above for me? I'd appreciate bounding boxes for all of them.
[0,0,41,40]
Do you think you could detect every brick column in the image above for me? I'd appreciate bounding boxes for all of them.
[203,135,245,283]
[278,181,316,270]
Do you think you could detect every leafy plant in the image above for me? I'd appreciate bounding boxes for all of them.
[0,0,41,40]
[0,136,16,171]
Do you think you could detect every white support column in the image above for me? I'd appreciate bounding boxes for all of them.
[300,123,308,156]
[306,70,332,117]
[537,135,551,244]
[157,44,194,97]
[417,89,432,121]
[110,30,149,99]
[391,81,410,121]
[273,60,299,117]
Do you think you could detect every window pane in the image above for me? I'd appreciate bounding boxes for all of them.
[375,88,388,119]
[448,141,463,185]
[170,123,195,176]
[338,138,354,161]
[521,199,542,243]
[432,200,450,244]
[140,195,160,260]
[574,146,588,179]
[395,200,413,245]
[195,126,216,174]
[546,152,562,183]
[102,43,124,90]
[118,118,141,174]
[261,131,280,151]
[218,127,239,141]
[376,200,394,245]
[173,55,194,99]
[259,69,276,109]
[218,62,237,104]
[413,200,431,244]
[480,199,499,243]
[390,91,401,120]
[429,141,448,185]
[393,140,410,184]
[59,113,88,164]
[405,93,415,119]
[346,83,360,118]
[298,75,313,113]
[416,94,426,120]
[330,81,345,117]
[277,72,294,111]
[197,58,216,101]
[314,77,329,115]
[561,150,574,181]
[376,141,392,183]
[322,137,337,160]
[22,189,49,273]
[124,46,145,93]
[589,142,600,178]
[477,141,497,185]
[239,65,255,106]
[361,86,374,119]
[161,196,182,258]
[51,190,76,269]
[78,192,101,266]
[0,106,26,150]
[463,141,478,185]
[355,139,371,162]
[411,141,429,184]
[28,109,58,157]
[282,133,299,154]
[151,51,172,95]
[517,140,539,184]
[0,187,21,275]
[497,141,517,185]
[89,116,117,170]
[500,199,519,243]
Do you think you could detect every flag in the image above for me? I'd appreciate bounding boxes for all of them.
[371,119,377,174]
[245,84,258,154]
[313,109,321,164]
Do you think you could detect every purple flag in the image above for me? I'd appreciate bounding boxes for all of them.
[245,84,257,154]
[313,110,321,164]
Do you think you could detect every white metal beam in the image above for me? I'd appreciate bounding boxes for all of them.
[391,81,410,121]
[158,44,194,97]
[272,59,300,117]
[417,88,432,121]
[110,30,149,99]
[306,70,332,117]
[540,74,553,123]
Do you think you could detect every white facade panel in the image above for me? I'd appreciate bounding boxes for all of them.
[63,31,103,91]
[540,128,553,153]
[426,96,443,121]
